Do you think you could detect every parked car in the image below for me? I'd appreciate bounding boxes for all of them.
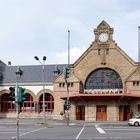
[128,116,140,126]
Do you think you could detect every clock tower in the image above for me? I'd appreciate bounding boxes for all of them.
[93,20,114,65]
[94,20,114,44]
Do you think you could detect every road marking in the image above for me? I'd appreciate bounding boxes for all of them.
[104,128,140,131]
[94,137,108,139]
[0,129,30,131]
[0,132,17,133]
[76,124,85,139]
[108,132,140,134]
[11,127,46,139]
[69,123,76,125]
[95,124,106,134]
[94,137,133,139]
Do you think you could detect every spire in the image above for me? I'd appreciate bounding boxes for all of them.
[97,20,110,30]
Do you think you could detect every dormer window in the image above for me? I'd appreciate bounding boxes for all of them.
[53,65,60,77]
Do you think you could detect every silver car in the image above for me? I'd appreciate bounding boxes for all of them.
[128,116,140,126]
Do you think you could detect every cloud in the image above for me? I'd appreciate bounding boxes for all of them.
[0,0,140,65]
[55,47,87,64]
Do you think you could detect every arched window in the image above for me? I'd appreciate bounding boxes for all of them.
[85,68,123,89]
[0,93,15,112]
[20,93,34,112]
[39,93,54,112]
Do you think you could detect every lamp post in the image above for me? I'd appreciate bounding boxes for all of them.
[34,56,46,124]
[15,67,22,140]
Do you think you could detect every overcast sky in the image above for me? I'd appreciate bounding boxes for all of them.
[0,0,140,66]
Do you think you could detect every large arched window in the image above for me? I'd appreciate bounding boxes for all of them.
[85,68,123,89]
[0,93,35,113]
[0,93,15,112]
[39,93,54,112]
[20,93,34,112]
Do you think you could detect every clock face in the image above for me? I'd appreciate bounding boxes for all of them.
[99,33,109,42]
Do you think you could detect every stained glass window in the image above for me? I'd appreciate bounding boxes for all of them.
[85,68,123,89]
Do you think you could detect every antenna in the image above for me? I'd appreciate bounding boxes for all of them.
[68,30,70,65]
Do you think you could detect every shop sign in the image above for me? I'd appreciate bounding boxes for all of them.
[84,89,122,94]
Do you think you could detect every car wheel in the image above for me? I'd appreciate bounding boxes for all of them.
[134,122,139,126]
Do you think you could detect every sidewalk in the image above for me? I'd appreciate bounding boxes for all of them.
[69,119,128,127]
[0,118,129,127]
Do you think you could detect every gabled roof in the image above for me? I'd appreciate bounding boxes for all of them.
[97,20,110,30]
[126,66,140,81]
[0,64,67,84]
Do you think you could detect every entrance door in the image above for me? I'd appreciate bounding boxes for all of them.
[96,105,107,121]
[76,106,85,120]
[119,105,130,121]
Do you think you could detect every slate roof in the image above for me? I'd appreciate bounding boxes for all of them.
[0,64,67,84]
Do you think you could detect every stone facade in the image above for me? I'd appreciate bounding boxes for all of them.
[53,21,140,121]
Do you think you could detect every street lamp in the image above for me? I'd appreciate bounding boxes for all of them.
[34,56,47,124]
[15,67,22,140]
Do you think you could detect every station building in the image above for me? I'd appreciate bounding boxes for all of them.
[0,20,140,121]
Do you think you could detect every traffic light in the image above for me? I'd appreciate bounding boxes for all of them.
[67,101,71,110]
[9,87,15,102]
[18,87,26,103]
[63,67,70,79]
[64,100,71,110]
[64,101,67,110]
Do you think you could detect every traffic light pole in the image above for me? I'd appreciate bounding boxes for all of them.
[66,30,70,126]
[65,79,69,126]
[15,81,19,140]
[15,66,23,140]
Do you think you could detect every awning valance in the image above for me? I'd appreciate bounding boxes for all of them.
[60,93,140,100]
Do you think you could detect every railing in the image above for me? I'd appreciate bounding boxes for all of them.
[84,89,123,94]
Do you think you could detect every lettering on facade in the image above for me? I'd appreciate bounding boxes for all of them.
[84,89,123,94]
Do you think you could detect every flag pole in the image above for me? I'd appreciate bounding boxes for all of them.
[138,27,140,66]
[68,30,70,65]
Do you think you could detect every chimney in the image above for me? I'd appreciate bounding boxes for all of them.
[8,61,11,66]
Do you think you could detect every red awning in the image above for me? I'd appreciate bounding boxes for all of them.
[60,93,140,100]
